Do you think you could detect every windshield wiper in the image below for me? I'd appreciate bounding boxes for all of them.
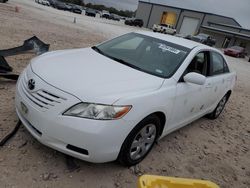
[109,56,142,71]
[92,46,105,55]
[92,46,142,71]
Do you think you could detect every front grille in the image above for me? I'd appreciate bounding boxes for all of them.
[20,72,66,110]
[66,144,89,155]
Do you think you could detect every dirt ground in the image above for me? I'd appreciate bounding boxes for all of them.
[0,1,250,188]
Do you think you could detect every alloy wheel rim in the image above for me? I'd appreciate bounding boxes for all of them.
[216,96,227,117]
[130,124,157,160]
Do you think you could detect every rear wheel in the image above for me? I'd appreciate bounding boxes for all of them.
[118,115,160,166]
[207,94,229,119]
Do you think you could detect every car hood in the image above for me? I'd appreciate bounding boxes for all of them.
[225,48,240,53]
[31,48,164,104]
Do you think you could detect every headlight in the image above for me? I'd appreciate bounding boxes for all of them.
[63,103,132,120]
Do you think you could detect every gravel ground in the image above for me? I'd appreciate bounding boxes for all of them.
[0,1,250,188]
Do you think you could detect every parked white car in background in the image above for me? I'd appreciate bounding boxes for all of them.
[153,23,176,35]
[15,31,236,166]
[35,0,50,6]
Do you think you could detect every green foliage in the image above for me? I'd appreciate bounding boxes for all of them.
[59,0,135,17]
[86,4,135,18]
[59,0,84,6]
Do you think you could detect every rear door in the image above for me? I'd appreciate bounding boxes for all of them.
[206,51,231,106]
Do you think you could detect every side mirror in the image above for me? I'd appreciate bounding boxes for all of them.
[184,72,206,85]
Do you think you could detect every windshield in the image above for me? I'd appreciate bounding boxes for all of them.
[94,33,190,78]
[196,34,208,39]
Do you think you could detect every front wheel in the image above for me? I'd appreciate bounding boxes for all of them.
[118,115,160,166]
[207,94,229,119]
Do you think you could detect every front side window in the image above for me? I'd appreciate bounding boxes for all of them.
[94,33,190,78]
[185,51,208,76]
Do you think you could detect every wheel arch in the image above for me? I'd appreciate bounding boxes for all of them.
[226,90,232,100]
[148,111,166,137]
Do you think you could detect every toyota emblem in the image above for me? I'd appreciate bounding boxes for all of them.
[28,79,35,90]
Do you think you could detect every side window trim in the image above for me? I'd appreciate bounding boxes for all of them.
[178,50,210,82]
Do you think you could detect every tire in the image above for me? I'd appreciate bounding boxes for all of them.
[207,94,229,119]
[118,115,161,166]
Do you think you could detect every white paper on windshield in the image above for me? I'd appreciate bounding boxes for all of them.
[158,44,180,54]
[155,69,163,74]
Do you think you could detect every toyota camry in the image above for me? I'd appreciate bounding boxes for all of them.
[15,31,236,166]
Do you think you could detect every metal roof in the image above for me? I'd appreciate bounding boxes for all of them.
[139,0,242,27]
[201,26,250,40]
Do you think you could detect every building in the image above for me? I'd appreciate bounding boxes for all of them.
[136,0,250,54]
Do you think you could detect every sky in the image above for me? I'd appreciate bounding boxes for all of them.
[84,0,250,29]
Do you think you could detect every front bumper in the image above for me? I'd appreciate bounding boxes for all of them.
[15,66,136,163]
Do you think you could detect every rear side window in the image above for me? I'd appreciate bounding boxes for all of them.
[223,60,230,73]
[211,52,229,75]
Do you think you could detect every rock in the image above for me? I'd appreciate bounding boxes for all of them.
[233,175,238,181]
[18,141,27,148]
[161,167,167,172]
[21,149,27,154]
[125,180,132,184]
[245,171,250,177]
[114,182,120,187]
[51,173,58,179]
[130,165,143,176]
[100,186,107,188]
[222,175,229,182]
[203,149,210,155]
[42,173,50,181]
[0,158,4,162]
[186,166,195,174]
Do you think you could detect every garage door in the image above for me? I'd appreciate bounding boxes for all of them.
[179,17,200,35]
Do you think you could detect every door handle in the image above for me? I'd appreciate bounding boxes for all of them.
[206,83,212,88]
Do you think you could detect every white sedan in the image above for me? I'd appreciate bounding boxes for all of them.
[15,31,236,166]
[153,23,176,35]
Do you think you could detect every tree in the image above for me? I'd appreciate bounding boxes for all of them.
[84,3,135,18]
[59,0,84,6]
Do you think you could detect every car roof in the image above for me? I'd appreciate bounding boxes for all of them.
[135,31,208,49]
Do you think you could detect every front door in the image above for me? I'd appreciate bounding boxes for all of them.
[167,51,212,131]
